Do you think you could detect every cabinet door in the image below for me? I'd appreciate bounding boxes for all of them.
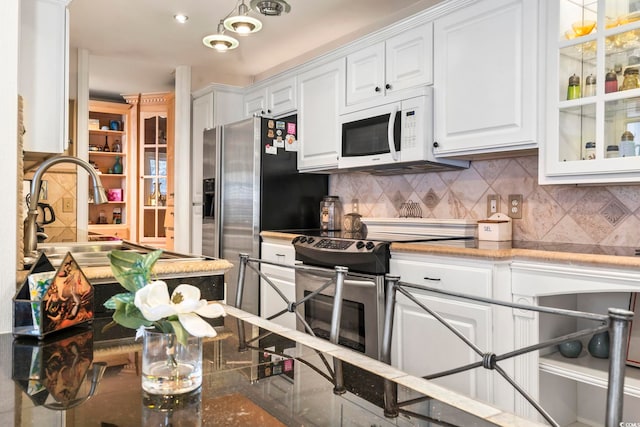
[297,59,345,171]
[346,43,385,105]
[268,76,297,117]
[392,291,492,402]
[243,87,267,118]
[19,0,69,154]
[433,0,537,157]
[385,22,433,94]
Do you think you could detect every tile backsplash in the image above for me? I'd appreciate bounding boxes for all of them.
[329,155,640,247]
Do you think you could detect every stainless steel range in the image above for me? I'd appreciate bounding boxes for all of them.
[292,231,474,360]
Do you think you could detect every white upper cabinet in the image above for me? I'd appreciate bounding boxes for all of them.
[541,0,640,185]
[243,75,297,118]
[297,59,345,172]
[346,22,433,107]
[432,0,538,158]
[19,0,70,155]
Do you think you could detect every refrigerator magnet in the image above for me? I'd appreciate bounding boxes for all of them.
[274,138,284,148]
[268,120,275,129]
[275,121,285,129]
[287,123,296,135]
[267,129,275,139]
[285,134,298,152]
[265,144,278,155]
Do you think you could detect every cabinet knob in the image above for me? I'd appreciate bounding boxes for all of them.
[374,86,381,92]
[433,141,439,148]
[267,109,272,114]
[385,83,391,90]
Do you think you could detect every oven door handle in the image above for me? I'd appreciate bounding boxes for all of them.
[296,268,377,289]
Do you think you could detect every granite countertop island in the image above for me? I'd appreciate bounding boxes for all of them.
[4,305,543,426]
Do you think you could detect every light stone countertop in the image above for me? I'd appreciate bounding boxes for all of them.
[261,230,640,269]
[17,258,233,286]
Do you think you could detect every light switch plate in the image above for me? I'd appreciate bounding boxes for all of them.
[486,194,499,217]
[63,197,74,213]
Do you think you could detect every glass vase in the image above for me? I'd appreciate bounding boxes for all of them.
[142,329,203,395]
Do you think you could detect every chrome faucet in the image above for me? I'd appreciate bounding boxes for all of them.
[24,155,109,257]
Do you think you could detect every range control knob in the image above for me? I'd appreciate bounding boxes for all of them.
[307,237,315,244]
[356,241,365,250]
[299,236,307,243]
[292,236,301,244]
[365,242,375,251]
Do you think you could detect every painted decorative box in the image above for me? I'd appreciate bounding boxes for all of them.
[13,253,94,338]
[107,188,123,202]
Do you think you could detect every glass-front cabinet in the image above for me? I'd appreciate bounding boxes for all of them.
[139,112,168,246]
[542,0,640,184]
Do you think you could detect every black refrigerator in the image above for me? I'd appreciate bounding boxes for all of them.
[206,114,327,315]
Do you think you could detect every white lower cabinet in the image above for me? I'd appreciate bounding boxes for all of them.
[260,238,297,330]
[389,253,513,411]
[511,261,640,426]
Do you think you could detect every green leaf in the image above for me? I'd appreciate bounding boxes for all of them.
[111,301,152,330]
[103,292,135,310]
[169,320,189,347]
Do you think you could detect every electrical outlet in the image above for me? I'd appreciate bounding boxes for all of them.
[486,194,499,217]
[508,194,523,219]
[63,197,74,213]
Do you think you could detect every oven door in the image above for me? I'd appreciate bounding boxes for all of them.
[295,267,384,360]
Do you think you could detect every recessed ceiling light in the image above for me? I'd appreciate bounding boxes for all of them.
[174,14,189,24]
[250,0,291,16]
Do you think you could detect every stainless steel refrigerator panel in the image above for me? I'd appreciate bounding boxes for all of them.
[219,117,261,315]
[202,128,219,258]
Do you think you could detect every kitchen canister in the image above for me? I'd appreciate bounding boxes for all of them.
[620,130,636,157]
[320,196,342,231]
[567,74,581,100]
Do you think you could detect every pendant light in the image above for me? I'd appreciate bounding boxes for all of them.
[202,20,239,52]
[224,0,262,35]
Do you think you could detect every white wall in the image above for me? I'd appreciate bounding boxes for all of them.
[0,0,19,333]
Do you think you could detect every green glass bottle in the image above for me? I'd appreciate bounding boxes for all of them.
[112,156,123,174]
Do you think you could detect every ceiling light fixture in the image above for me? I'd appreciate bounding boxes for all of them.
[250,0,291,16]
[173,14,189,24]
[202,20,239,52]
[224,0,262,35]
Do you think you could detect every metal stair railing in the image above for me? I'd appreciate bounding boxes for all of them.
[234,252,349,394]
[380,275,634,427]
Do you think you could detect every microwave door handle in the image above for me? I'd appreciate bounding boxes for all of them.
[387,106,399,161]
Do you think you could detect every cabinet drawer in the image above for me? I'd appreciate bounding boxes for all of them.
[390,258,491,298]
[261,241,295,281]
[261,241,295,265]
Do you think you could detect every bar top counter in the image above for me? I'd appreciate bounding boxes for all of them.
[3,305,543,426]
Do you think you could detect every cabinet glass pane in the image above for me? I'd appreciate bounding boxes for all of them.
[559,41,597,102]
[604,96,640,156]
[144,117,156,144]
[157,211,166,237]
[158,117,167,144]
[559,1,597,41]
[144,147,157,176]
[559,104,596,161]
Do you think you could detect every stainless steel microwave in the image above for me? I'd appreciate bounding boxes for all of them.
[338,89,468,172]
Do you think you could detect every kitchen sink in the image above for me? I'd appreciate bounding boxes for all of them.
[36,240,206,267]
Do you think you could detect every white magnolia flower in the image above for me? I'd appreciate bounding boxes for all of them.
[134,280,225,337]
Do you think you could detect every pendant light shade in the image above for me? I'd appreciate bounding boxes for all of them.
[224,1,262,35]
[202,20,239,52]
